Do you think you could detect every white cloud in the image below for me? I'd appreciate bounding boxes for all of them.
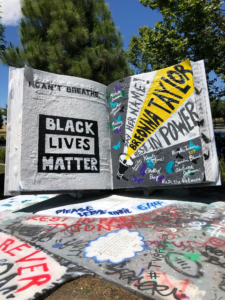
[1,0,22,26]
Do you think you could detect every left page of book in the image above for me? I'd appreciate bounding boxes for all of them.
[5,66,112,195]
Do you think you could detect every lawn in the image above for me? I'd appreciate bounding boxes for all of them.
[0,165,5,174]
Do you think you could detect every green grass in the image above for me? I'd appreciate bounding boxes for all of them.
[0,148,5,163]
[81,286,94,294]
[219,157,225,181]
[213,120,225,124]
[0,165,5,174]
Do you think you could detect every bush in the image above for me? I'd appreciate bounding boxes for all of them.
[219,157,225,181]
[0,147,5,163]
[213,119,224,124]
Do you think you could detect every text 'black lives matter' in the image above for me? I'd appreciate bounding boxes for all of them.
[38,115,99,173]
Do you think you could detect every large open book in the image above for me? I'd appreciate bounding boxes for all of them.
[5,59,220,195]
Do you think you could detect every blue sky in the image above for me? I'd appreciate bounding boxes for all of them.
[0,0,224,108]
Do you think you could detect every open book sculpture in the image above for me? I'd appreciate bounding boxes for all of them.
[5,59,220,195]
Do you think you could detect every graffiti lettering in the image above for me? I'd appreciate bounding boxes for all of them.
[134,276,180,299]
[105,262,136,284]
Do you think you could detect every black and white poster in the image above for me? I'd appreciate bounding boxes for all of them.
[38,115,100,173]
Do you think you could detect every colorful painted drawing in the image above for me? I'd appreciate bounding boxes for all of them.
[108,59,218,188]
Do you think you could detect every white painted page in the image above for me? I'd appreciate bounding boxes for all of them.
[5,66,113,195]
[5,67,24,195]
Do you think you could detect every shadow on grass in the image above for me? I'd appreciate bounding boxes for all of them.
[0,173,9,201]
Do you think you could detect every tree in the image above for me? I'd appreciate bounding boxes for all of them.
[127,0,225,101]
[0,114,4,130]
[1,105,7,124]
[0,4,7,59]
[0,105,7,130]
[219,100,225,121]
[1,0,132,85]
[210,100,222,119]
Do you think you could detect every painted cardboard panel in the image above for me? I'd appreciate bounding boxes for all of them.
[0,231,92,299]
[5,66,112,194]
[191,61,220,183]
[0,194,56,213]
[32,195,174,218]
[3,198,225,300]
[5,59,220,195]
[4,68,23,195]
[108,59,220,188]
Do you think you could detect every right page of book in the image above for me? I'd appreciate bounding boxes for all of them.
[108,59,220,189]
